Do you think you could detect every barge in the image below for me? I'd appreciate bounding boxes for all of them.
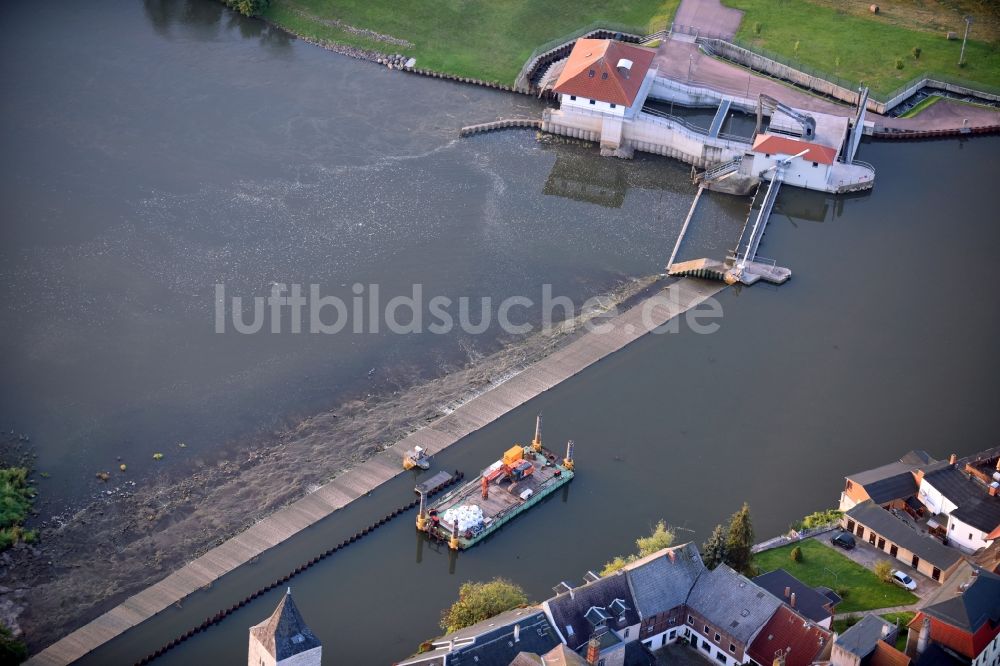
[416,416,575,550]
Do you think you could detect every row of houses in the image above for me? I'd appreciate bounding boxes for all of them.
[838,447,1000,583]
[398,542,839,666]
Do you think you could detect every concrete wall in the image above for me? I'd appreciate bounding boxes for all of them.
[699,38,1000,114]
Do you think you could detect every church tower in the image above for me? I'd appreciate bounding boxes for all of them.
[248,588,322,666]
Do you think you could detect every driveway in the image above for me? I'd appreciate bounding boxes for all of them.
[812,535,935,604]
[673,0,744,39]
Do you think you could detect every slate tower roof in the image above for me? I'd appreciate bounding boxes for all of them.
[250,589,322,661]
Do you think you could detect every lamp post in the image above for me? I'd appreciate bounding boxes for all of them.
[959,15,973,66]
[688,54,694,81]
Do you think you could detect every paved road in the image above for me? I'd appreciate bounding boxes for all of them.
[673,0,744,39]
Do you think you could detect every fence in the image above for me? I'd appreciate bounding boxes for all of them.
[687,25,1000,113]
[751,524,838,554]
[515,21,649,91]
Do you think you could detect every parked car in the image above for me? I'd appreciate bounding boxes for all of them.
[891,570,917,591]
[830,531,856,550]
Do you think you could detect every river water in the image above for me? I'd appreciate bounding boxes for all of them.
[0,0,736,515]
[4,0,1000,663]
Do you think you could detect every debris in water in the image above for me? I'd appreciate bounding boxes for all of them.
[119,464,127,472]
[152,453,164,461]
[95,471,110,482]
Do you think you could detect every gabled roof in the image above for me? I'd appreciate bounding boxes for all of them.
[746,605,830,666]
[752,133,838,165]
[845,501,962,570]
[684,565,782,645]
[623,542,705,618]
[540,643,589,666]
[553,39,655,106]
[545,572,640,650]
[920,569,1000,634]
[753,569,838,625]
[844,454,932,504]
[399,607,560,666]
[836,614,895,659]
[923,466,1000,533]
[249,589,321,661]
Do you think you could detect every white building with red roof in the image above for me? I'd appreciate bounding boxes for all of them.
[553,39,657,119]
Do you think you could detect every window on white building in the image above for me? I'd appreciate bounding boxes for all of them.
[589,99,596,105]
[610,103,616,108]
[570,95,577,101]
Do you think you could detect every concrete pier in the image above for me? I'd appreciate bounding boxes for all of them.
[27,278,725,666]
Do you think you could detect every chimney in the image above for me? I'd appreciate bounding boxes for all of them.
[616,58,634,79]
[881,623,890,638]
[586,633,601,665]
[514,623,520,643]
[790,592,796,608]
[783,586,791,599]
[949,453,957,465]
[916,617,930,656]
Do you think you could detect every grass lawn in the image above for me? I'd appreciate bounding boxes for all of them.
[833,612,915,651]
[722,0,1000,97]
[264,0,679,84]
[754,540,917,613]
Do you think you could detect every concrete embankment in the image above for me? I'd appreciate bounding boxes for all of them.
[28,277,725,666]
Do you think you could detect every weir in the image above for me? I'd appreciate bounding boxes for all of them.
[27,278,725,666]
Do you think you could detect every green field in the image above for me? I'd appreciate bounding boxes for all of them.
[264,0,679,84]
[754,540,917,613]
[723,0,1000,96]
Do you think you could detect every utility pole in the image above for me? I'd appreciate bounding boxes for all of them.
[959,15,973,66]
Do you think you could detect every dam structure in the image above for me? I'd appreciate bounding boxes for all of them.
[537,36,876,286]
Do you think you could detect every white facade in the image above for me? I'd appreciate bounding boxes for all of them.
[974,632,1000,666]
[745,151,832,191]
[947,513,993,551]
[918,478,958,516]
[920,477,996,552]
[560,93,627,117]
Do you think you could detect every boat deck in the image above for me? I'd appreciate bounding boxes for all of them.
[426,448,571,546]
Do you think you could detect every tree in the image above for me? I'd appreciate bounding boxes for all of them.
[790,546,803,563]
[225,0,269,17]
[601,520,676,575]
[702,524,728,570]
[440,578,527,633]
[912,46,922,60]
[874,560,894,583]
[724,503,755,575]
[0,623,27,664]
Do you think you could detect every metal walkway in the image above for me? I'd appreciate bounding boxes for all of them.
[733,173,782,265]
[708,99,731,138]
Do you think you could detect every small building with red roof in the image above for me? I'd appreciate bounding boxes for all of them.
[747,605,831,666]
[747,132,846,191]
[553,38,657,119]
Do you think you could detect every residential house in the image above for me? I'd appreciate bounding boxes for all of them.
[397,606,560,666]
[917,448,1000,553]
[683,564,783,666]
[623,542,706,650]
[839,452,934,512]
[753,568,842,628]
[543,569,642,666]
[746,605,832,666]
[843,501,964,583]
[247,589,321,666]
[907,569,1000,666]
[831,615,903,666]
[552,39,657,120]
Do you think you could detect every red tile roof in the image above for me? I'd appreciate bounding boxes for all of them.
[747,606,830,666]
[868,640,912,666]
[553,39,656,107]
[751,133,838,165]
